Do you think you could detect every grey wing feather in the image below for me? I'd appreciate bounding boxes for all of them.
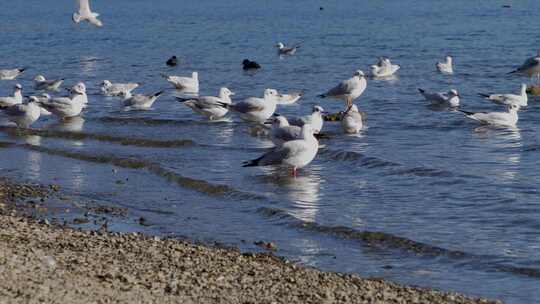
[231,100,264,113]
[257,146,293,166]
[2,104,27,116]
[519,57,540,70]
[326,79,352,96]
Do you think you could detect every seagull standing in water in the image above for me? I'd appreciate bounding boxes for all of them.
[288,105,326,134]
[33,75,64,92]
[218,89,278,123]
[275,90,303,105]
[0,99,42,128]
[267,115,302,147]
[176,87,234,120]
[370,57,400,77]
[341,104,363,134]
[243,124,319,176]
[162,72,199,92]
[120,90,164,110]
[276,42,300,56]
[38,83,87,119]
[418,88,460,107]
[508,52,540,83]
[0,68,25,80]
[73,0,103,27]
[0,84,23,107]
[458,104,520,127]
[436,56,454,74]
[100,80,139,97]
[478,84,528,107]
[319,70,367,108]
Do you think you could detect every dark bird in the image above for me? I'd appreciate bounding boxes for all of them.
[242,59,261,70]
[166,56,178,67]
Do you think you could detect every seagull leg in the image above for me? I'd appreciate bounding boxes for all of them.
[291,167,297,177]
[346,96,352,108]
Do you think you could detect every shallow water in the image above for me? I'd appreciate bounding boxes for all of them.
[1,0,540,302]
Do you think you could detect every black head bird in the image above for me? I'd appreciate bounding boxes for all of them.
[166,56,178,67]
[242,59,261,70]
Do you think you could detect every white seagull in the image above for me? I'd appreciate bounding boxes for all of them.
[243,124,319,176]
[436,56,453,74]
[0,68,25,80]
[101,80,139,97]
[176,87,234,120]
[0,100,42,128]
[0,84,23,107]
[267,115,302,147]
[121,90,164,110]
[275,90,303,105]
[72,0,103,27]
[162,72,199,92]
[34,75,64,92]
[370,57,400,77]
[288,105,326,134]
[319,70,367,107]
[341,104,363,134]
[276,42,300,55]
[509,52,540,82]
[418,88,460,107]
[458,104,520,127]
[218,89,278,123]
[38,83,87,119]
[28,95,52,116]
[478,84,528,107]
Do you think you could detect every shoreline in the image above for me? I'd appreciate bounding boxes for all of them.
[0,177,500,303]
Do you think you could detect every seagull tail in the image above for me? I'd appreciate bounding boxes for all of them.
[417,88,425,94]
[478,93,491,99]
[153,91,164,97]
[457,109,475,116]
[317,94,326,98]
[160,73,170,80]
[507,70,518,75]
[216,102,230,109]
[175,97,191,103]
[242,155,264,167]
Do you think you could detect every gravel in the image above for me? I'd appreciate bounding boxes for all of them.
[0,177,501,304]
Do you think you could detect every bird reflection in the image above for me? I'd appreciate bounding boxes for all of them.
[80,56,100,76]
[48,116,85,133]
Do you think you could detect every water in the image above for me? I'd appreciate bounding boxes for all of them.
[1,0,540,302]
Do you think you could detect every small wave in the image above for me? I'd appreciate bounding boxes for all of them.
[0,126,194,148]
[257,207,540,278]
[318,149,400,168]
[19,144,264,202]
[96,116,233,127]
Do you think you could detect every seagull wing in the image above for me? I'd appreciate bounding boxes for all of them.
[77,0,92,15]
[2,104,27,117]
[325,78,353,97]
[231,98,265,113]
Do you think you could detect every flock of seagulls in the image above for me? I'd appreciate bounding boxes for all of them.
[0,0,538,176]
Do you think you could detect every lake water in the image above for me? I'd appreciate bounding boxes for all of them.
[1,1,540,303]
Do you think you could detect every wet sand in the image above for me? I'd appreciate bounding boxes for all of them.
[0,177,500,304]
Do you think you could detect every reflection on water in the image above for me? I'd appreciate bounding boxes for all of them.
[25,151,42,180]
[24,135,42,146]
[48,117,85,133]
[80,56,100,76]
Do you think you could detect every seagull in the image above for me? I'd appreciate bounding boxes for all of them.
[72,0,103,27]
[242,124,319,176]
[275,91,303,105]
[288,105,326,134]
[267,115,302,147]
[276,42,300,55]
[341,104,363,134]
[436,56,453,74]
[28,95,52,116]
[418,88,460,107]
[33,75,64,92]
[38,83,87,119]
[0,99,41,128]
[176,87,234,120]
[508,52,540,83]
[458,104,520,127]
[0,84,23,107]
[66,82,89,108]
[100,80,139,97]
[242,59,261,70]
[162,72,199,92]
[478,84,527,107]
[166,56,178,67]
[318,70,367,108]
[120,90,164,110]
[370,57,400,77]
[218,89,278,123]
[0,68,25,80]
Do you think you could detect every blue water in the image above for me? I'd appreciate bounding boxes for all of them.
[1,0,540,302]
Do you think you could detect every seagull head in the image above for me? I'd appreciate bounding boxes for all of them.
[71,82,86,95]
[264,88,278,99]
[242,59,250,65]
[192,71,198,79]
[34,75,46,82]
[101,80,112,87]
[28,96,39,103]
[449,89,459,97]
[353,70,365,78]
[276,42,284,49]
[220,87,234,96]
[312,105,326,114]
[14,83,22,90]
[509,104,521,112]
